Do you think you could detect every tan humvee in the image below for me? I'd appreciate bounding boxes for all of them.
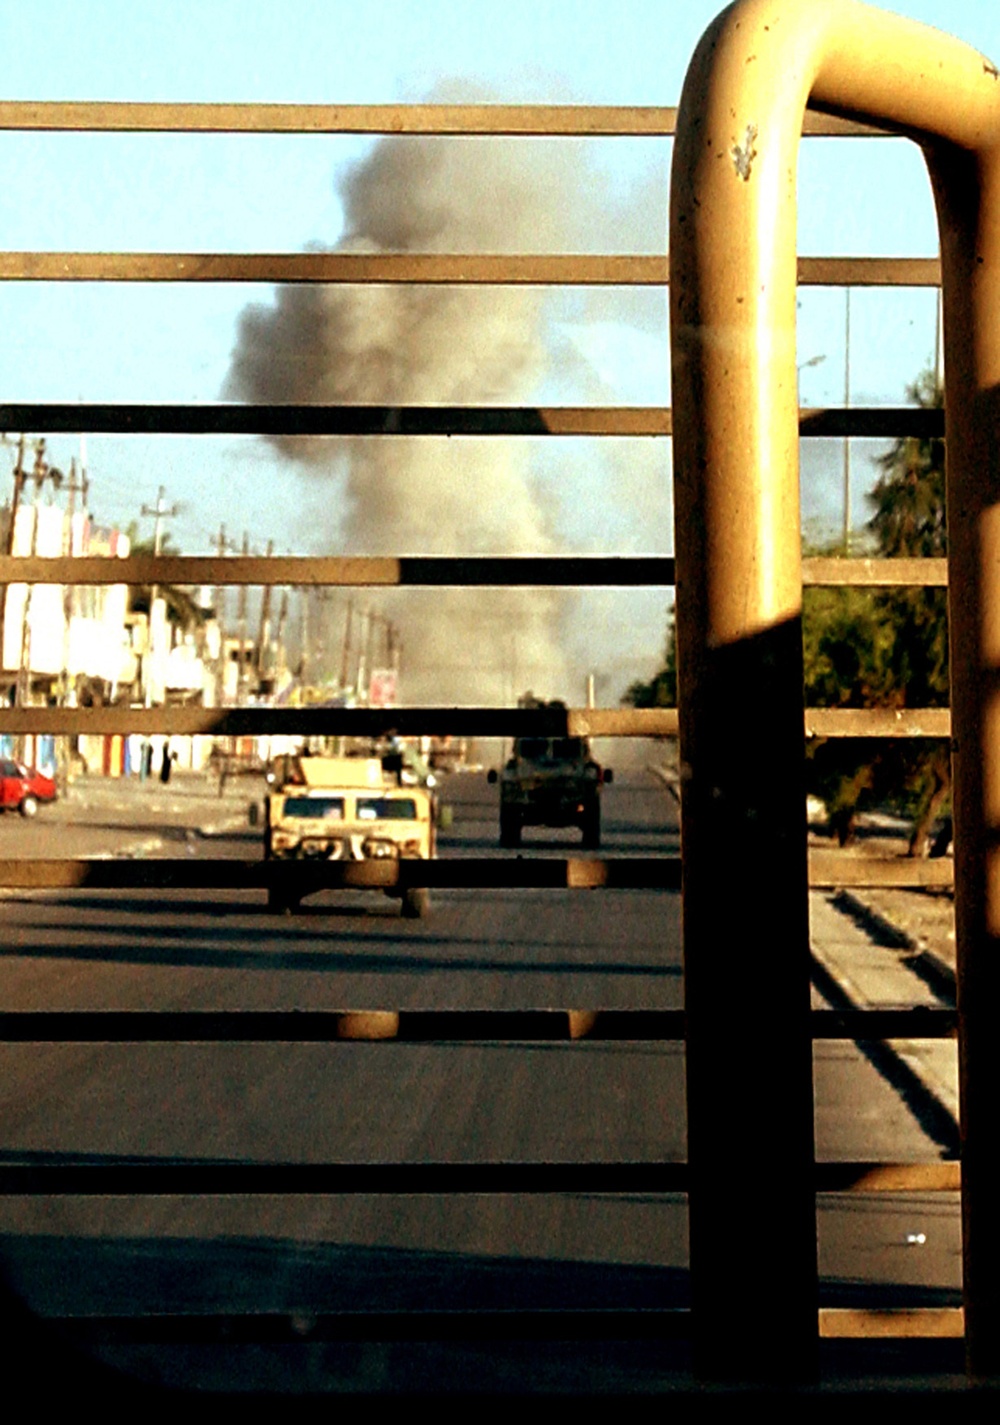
[264,755,434,917]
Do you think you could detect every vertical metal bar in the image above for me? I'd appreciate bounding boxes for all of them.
[928,144,1000,1382]
[672,0,1000,1384]
[671,5,818,1385]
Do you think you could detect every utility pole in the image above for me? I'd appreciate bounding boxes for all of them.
[356,607,373,706]
[298,587,310,686]
[16,443,64,759]
[0,434,28,701]
[55,456,89,790]
[236,531,249,704]
[339,596,355,696]
[210,524,233,707]
[212,524,231,635]
[141,484,179,559]
[140,485,178,709]
[255,538,274,683]
[17,441,61,704]
[275,585,289,680]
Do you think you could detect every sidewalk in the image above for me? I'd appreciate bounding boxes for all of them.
[809,889,959,1127]
[0,769,261,866]
[806,817,959,1131]
[654,762,955,992]
[811,814,956,991]
[652,764,959,1126]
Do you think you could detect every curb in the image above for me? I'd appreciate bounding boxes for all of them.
[812,887,960,1142]
[0,803,252,891]
[809,938,960,1156]
[649,764,680,801]
[103,806,252,860]
[831,888,957,1004]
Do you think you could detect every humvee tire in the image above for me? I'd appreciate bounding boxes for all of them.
[401,886,431,918]
[267,886,300,915]
[581,802,601,850]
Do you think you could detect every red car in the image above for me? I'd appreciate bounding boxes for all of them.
[0,758,57,817]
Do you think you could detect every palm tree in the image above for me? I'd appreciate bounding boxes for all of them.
[124,525,207,635]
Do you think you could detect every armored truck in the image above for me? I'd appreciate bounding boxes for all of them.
[488,710,612,849]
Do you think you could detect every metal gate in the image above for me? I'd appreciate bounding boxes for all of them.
[1,0,995,1394]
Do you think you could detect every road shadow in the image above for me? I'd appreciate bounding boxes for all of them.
[7,918,683,978]
[0,1226,691,1315]
[0,1221,964,1397]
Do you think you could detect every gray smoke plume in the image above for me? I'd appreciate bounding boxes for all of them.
[226,102,671,705]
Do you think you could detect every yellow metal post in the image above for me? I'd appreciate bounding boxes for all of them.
[672,0,1000,1382]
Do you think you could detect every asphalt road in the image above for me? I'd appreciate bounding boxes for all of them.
[0,766,962,1392]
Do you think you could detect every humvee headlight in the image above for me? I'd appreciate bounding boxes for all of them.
[362,837,399,859]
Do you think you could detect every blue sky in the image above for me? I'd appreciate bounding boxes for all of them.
[2,0,998,696]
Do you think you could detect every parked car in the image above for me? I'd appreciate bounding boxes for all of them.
[0,759,57,817]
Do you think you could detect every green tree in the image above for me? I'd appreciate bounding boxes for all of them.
[623,609,677,707]
[868,371,945,559]
[803,371,949,852]
[124,522,206,633]
[630,372,951,854]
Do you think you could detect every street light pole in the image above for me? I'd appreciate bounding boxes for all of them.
[842,287,852,554]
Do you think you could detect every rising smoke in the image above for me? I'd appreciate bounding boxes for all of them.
[226,103,670,704]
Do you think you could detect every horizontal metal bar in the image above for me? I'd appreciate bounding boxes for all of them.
[799,256,940,287]
[36,1306,969,1346]
[0,101,682,135]
[0,100,892,136]
[0,402,673,436]
[0,855,682,892]
[811,1007,956,1038]
[38,1305,968,1346]
[0,402,943,442]
[817,1162,959,1192]
[0,851,948,901]
[0,1160,957,1197]
[0,706,952,739]
[0,252,669,285]
[0,553,675,588]
[819,1308,963,1340]
[802,557,948,586]
[0,1010,684,1044]
[0,253,940,286]
[59,1308,691,1346]
[0,1161,683,1196]
[0,1008,954,1045]
[0,553,949,593]
[806,708,951,738]
[0,705,952,741]
[808,851,953,888]
[0,705,678,738]
[799,406,943,437]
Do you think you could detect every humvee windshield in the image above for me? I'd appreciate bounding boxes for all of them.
[281,796,345,819]
[516,738,584,761]
[357,797,419,821]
